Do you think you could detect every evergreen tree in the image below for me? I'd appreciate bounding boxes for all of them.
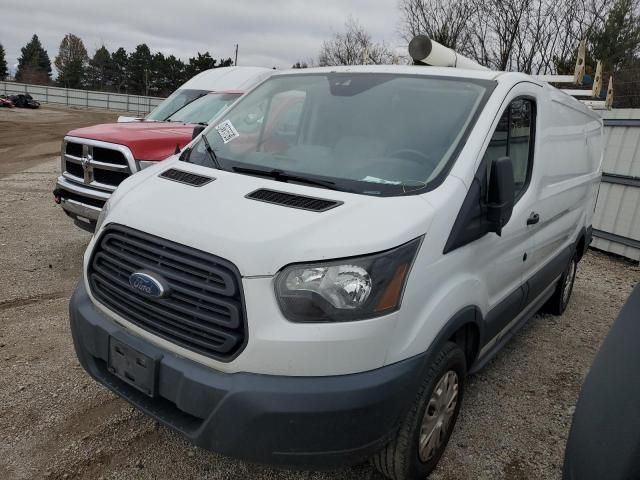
[159,54,187,94]
[128,44,152,95]
[86,45,112,90]
[0,44,8,80]
[591,0,640,72]
[186,51,218,78]
[54,33,88,88]
[111,47,128,93]
[149,51,166,95]
[15,34,52,84]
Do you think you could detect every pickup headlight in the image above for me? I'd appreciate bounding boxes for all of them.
[275,237,422,322]
[138,160,156,170]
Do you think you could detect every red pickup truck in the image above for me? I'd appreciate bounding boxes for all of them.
[54,66,272,231]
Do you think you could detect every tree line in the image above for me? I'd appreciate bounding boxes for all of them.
[318,0,639,73]
[0,34,233,96]
[317,0,640,106]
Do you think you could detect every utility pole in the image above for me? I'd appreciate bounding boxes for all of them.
[235,44,238,66]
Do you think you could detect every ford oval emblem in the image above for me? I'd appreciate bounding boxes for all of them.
[129,271,168,298]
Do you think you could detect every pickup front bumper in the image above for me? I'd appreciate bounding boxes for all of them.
[54,176,110,231]
[69,282,426,468]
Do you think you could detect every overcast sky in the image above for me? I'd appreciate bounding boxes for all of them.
[1,0,405,74]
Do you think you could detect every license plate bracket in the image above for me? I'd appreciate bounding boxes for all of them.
[108,337,158,397]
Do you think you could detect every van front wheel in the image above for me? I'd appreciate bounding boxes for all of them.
[372,341,466,480]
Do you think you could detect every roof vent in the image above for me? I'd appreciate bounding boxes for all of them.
[246,188,342,212]
[159,168,214,187]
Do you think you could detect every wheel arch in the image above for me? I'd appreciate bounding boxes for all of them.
[418,306,486,374]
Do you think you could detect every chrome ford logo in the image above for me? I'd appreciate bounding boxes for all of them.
[129,271,168,298]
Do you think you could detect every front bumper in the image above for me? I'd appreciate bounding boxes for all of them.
[70,282,426,468]
[54,176,111,231]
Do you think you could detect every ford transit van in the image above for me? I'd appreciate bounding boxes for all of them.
[69,58,602,479]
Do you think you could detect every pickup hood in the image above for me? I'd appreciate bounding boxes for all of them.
[67,122,197,161]
[104,161,435,277]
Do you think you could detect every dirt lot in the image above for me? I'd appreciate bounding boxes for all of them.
[1,105,639,480]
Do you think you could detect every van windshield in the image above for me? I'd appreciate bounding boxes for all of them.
[147,89,209,121]
[188,73,493,196]
[166,92,241,124]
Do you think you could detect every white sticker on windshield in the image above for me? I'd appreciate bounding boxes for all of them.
[362,176,402,185]
[215,120,239,144]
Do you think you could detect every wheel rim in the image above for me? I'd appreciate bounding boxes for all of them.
[562,259,576,306]
[419,370,459,463]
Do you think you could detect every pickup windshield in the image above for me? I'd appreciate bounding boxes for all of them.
[187,73,493,196]
[166,92,241,124]
[147,89,209,121]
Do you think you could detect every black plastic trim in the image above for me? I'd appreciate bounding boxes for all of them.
[159,168,215,187]
[69,282,426,468]
[245,188,343,212]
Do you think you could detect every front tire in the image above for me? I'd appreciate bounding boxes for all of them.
[372,341,466,480]
[542,252,577,316]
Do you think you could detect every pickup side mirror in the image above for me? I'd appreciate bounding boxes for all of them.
[487,156,515,236]
[192,125,206,140]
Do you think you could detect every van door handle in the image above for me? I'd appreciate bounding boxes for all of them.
[527,212,540,225]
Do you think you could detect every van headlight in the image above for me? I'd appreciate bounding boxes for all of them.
[275,237,422,322]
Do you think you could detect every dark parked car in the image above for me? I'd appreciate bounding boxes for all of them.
[563,283,640,480]
[9,93,40,109]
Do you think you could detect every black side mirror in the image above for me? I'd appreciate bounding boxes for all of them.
[487,156,515,236]
[192,125,206,140]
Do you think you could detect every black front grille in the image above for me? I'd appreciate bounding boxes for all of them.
[65,161,83,178]
[66,142,83,157]
[92,147,129,166]
[94,169,129,186]
[159,168,214,187]
[88,225,247,361]
[246,188,342,212]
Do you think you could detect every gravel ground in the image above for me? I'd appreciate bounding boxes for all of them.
[1,106,639,480]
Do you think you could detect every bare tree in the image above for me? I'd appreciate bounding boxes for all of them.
[398,0,477,49]
[398,0,612,74]
[319,17,399,66]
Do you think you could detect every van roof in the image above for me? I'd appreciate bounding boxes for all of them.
[272,65,502,80]
[272,65,558,87]
[180,66,274,91]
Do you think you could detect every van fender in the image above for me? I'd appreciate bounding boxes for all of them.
[385,275,488,368]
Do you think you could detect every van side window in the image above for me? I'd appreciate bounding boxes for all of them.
[483,98,535,200]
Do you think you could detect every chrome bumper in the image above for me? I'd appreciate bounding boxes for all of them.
[55,176,111,221]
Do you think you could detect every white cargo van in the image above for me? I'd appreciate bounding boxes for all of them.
[69,44,602,479]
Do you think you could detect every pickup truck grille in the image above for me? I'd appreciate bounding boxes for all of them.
[63,141,132,191]
[88,225,247,361]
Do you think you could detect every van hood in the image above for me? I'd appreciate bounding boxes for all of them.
[104,161,435,277]
[67,122,197,161]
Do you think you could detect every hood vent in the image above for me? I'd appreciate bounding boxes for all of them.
[159,168,214,187]
[246,188,342,212]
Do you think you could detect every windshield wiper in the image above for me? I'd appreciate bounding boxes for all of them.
[231,166,340,191]
[200,134,222,170]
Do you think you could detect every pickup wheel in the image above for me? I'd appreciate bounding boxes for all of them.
[542,251,578,316]
[372,341,466,480]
